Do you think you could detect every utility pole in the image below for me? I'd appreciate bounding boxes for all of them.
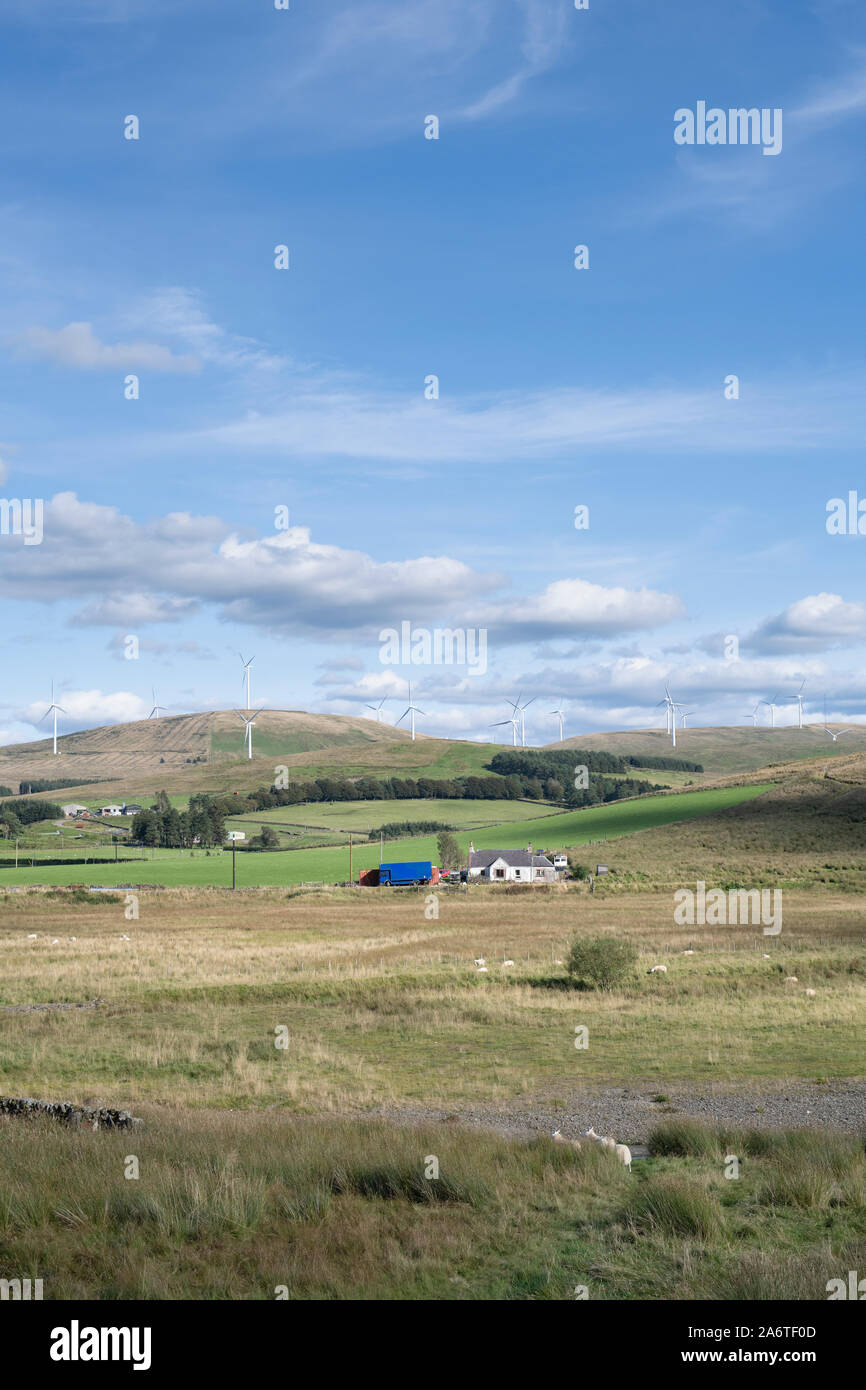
[232,839,236,891]
[349,833,353,884]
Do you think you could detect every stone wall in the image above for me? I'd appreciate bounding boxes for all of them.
[0,1096,141,1129]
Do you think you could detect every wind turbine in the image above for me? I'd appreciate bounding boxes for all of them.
[742,703,760,727]
[788,680,806,730]
[40,681,66,756]
[549,701,566,743]
[761,694,780,728]
[821,726,853,742]
[490,716,519,745]
[239,653,255,710]
[396,682,425,741]
[656,687,673,736]
[365,697,387,723]
[679,709,695,729]
[508,694,536,749]
[148,688,167,719]
[656,686,679,746]
[235,706,264,760]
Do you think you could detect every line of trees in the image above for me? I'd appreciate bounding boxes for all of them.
[368,820,455,841]
[237,764,669,816]
[130,792,227,848]
[0,798,63,838]
[488,750,703,778]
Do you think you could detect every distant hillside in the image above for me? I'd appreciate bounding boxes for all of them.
[0,709,516,804]
[0,710,421,796]
[547,725,866,777]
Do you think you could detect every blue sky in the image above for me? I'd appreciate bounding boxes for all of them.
[2,0,866,747]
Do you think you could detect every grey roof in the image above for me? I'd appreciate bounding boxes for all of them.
[469,849,553,869]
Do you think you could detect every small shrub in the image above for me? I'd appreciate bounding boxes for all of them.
[565,935,638,990]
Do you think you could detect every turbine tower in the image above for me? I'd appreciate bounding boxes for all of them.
[235,706,264,760]
[40,681,66,756]
[397,682,425,741]
[239,653,255,711]
[491,712,519,745]
[365,697,387,723]
[549,701,566,743]
[148,688,167,719]
[679,709,694,729]
[761,694,780,729]
[742,703,760,727]
[508,694,536,749]
[656,688,673,736]
[788,680,806,730]
[657,686,678,746]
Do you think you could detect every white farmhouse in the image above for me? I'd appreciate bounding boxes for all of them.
[99,805,123,817]
[468,845,556,884]
[226,831,246,841]
[61,803,87,818]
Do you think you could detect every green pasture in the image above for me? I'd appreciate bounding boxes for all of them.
[0,785,770,887]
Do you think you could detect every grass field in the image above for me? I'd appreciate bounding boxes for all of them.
[2,881,864,1110]
[227,796,561,836]
[0,785,770,887]
[1,1111,863,1300]
[2,763,863,1301]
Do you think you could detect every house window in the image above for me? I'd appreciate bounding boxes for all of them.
[494,868,505,879]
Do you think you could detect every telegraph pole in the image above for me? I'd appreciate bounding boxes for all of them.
[232,839,236,891]
[349,833,353,885]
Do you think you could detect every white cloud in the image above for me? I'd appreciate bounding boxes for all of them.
[18,688,151,732]
[15,322,201,373]
[180,374,866,465]
[0,492,685,646]
[122,288,288,375]
[476,577,684,640]
[72,594,200,627]
[750,592,866,652]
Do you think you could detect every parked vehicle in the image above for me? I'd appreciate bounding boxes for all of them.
[377,860,438,886]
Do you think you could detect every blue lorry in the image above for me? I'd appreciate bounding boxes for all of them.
[378,860,435,886]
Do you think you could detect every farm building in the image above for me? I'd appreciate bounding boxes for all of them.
[61,803,87,817]
[468,846,556,883]
[99,805,123,817]
[225,830,246,841]
[122,803,142,815]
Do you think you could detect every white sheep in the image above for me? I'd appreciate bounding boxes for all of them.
[551,1129,582,1152]
[648,964,667,974]
[614,1143,633,1172]
[502,959,515,967]
[27,934,37,940]
[804,988,817,997]
[784,976,798,983]
[584,1126,632,1171]
[477,966,488,973]
[473,957,485,966]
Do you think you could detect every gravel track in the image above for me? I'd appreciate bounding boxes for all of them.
[367,1080,866,1149]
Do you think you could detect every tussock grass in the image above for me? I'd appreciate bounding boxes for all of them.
[1,1110,862,1299]
[624,1176,725,1241]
